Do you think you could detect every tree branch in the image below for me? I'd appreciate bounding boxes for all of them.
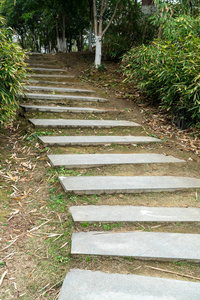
[102,0,109,16]
[99,0,105,36]
[93,0,98,36]
[99,0,109,36]
[101,0,105,9]
[102,0,121,37]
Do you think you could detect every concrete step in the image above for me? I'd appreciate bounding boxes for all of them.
[26,58,48,61]
[58,269,200,300]
[27,74,75,78]
[71,231,200,261]
[38,135,161,146]
[27,61,57,65]
[27,67,67,72]
[23,85,95,93]
[28,52,43,55]
[59,176,200,195]
[26,80,77,85]
[27,55,49,60]
[20,105,113,114]
[22,93,108,102]
[28,65,58,69]
[48,153,184,168]
[70,205,200,222]
[29,119,141,129]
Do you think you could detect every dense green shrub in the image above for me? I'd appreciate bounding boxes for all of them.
[0,16,27,127]
[122,15,200,128]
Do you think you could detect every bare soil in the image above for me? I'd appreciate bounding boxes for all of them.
[0,51,200,299]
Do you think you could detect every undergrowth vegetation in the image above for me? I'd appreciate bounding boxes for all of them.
[122,10,200,129]
[0,16,27,127]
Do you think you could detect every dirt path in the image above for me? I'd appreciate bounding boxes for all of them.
[0,52,200,299]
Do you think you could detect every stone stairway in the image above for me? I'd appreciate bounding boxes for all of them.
[20,104,112,113]
[71,231,200,261]
[58,269,200,300]
[59,176,200,194]
[29,118,141,128]
[70,205,200,222]
[23,53,200,299]
[38,135,161,146]
[21,92,108,102]
[23,85,96,93]
[47,153,184,168]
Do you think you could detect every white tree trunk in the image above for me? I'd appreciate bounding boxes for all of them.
[61,38,67,52]
[95,35,102,67]
[142,4,156,15]
[57,38,67,52]
[57,37,62,52]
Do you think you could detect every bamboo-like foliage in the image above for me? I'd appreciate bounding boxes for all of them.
[122,14,200,128]
[0,16,27,127]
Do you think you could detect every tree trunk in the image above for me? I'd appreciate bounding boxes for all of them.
[56,17,61,52]
[81,30,84,51]
[62,14,67,52]
[89,21,93,52]
[35,34,39,52]
[69,37,72,52]
[93,0,121,68]
[89,0,93,52]
[57,38,61,52]
[77,36,80,51]
[95,35,102,67]
[21,34,24,48]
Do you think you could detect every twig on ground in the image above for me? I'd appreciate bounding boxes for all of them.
[31,232,63,240]
[57,214,64,231]
[28,269,35,278]
[35,187,41,193]
[19,293,26,297]
[3,252,17,261]
[46,233,61,238]
[60,241,68,249]
[39,283,50,293]
[29,220,50,232]
[146,265,200,281]
[13,281,17,289]
[0,239,17,252]
[7,209,20,221]
[54,290,61,300]
[41,280,62,296]
[53,234,63,242]
[0,270,8,286]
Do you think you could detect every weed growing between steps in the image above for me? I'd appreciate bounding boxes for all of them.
[75,221,200,234]
[24,130,54,141]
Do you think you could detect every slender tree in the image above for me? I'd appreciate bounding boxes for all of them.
[93,0,121,67]
[88,0,93,52]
